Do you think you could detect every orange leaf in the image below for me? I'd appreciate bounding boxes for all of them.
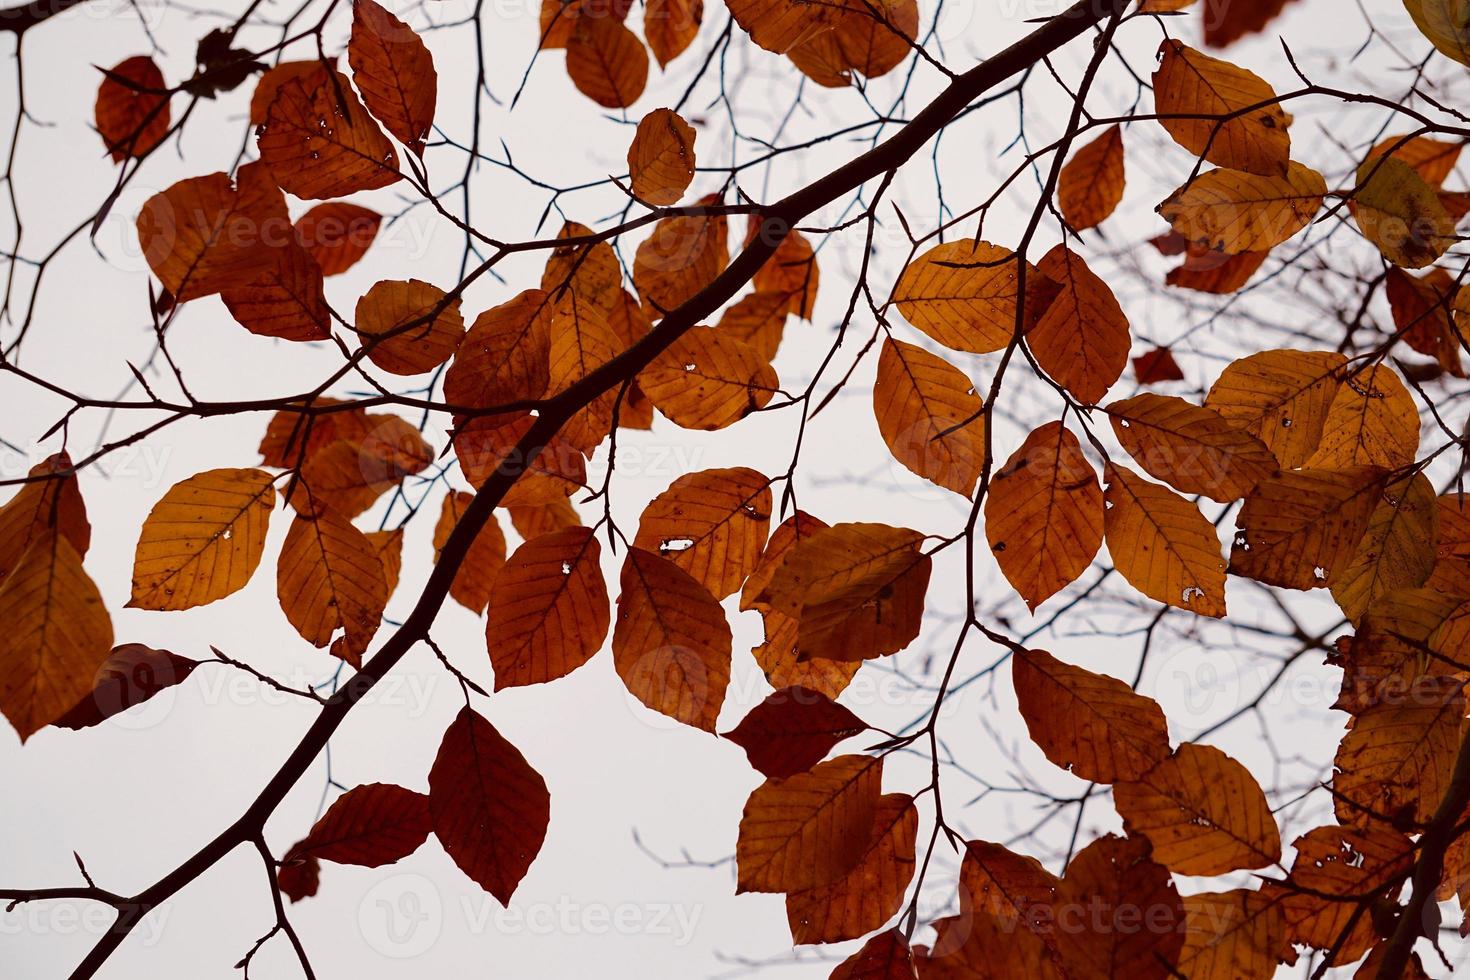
[433,490,507,614]
[542,221,623,314]
[277,510,388,667]
[628,108,697,205]
[1204,348,1345,467]
[736,754,883,893]
[633,467,772,599]
[873,337,985,496]
[786,793,916,944]
[1050,835,1185,980]
[349,0,437,155]
[486,526,610,689]
[0,452,90,587]
[633,203,729,316]
[613,547,731,731]
[445,289,556,408]
[1229,466,1387,590]
[893,240,1031,354]
[1012,648,1171,783]
[257,67,400,199]
[355,279,466,376]
[1107,392,1278,502]
[726,0,835,53]
[830,929,917,980]
[285,783,431,867]
[293,202,381,276]
[641,325,778,429]
[1152,39,1290,176]
[1114,743,1281,875]
[1029,245,1131,404]
[1103,464,1227,616]
[566,14,649,108]
[1058,125,1125,230]
[220,243,331,342]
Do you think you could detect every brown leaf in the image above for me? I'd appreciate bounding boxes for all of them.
[453,412,587,506]
[1012,648,1171,783]
[735,754,883,893]
[220,243,331,342]
[428,706,550,904]
[1176,888,1287,980]
[1204,349,1345,467]
[726,0,835,54]
[1103,464,1227,616]
[445,288,556,409]
[717,291,790,360]
[1133,347,1185,384]
[135,164,287,302]
[51,644,198,731]
[787,0,917,88]
[893,240,1032,354]
[1107,392,1278,502]
[633,467,772,599]
[543,221,623,315]
[757,522,931,663]
[433,490,507,614]
[0,452,90,587]
[95,56,170,161]
[349,0,437,155]
[786,793,916,944]
[645,0,704,67]
[613,547,731,730]
[355,279,466,376]
[285,783,432,867]
[293,202,381,276]
[1029,245,1131,404]
[633,203,729,316]
[1230,466,1388,589]
[288,414,434,518]
[1165,244,1269,294]
[547,298,623,453]
[129,468,276,610]
[1273,824,1412,961]
[1158,162,1326,254]
[724,686,868,778]
[641,325,777,430]
[1330,473,1438,624]
[1114,743,1281,875]
[0,530,114,741]
[1304,365,1420,469]
[1384,267,1465,377]
[958,840,1058,929]
[751,609,862,699]
[873,337,985,496]
[257,67,400,199]
[1152,40,1290,176]
[747,220,820,319]
[1049,835,1185,980]
[831,929,918,980]
[1202,0,1298,47]
[986,422,1103,609]
[1058,125,1125,230]
[277,510,388,667]
[628,108,696,205]
[566,14,649,108]
[487,526,609,689]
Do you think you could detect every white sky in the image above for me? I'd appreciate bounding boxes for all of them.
[2,0,1466,977]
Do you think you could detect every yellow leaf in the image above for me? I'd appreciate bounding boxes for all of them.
[1403,0,1470,67]
[1353,155,1457,268]
[1304,364,1420,469]
[130,468,277,610]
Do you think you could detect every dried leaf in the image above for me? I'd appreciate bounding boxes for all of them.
[349,0,437,155]
[1103,464,1227,616]
[628,108,696,205]
[873,337,985,496]
[724,686,868,778]
[1058,125,1125,230]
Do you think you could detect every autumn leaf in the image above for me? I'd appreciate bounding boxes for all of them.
[349,0,438,155]
[256,67,400,199]
[735,753,882,893]
[1384,267,1465,376]
[1158,161,1326,254]
[613,547,732,731]
[277,510,388,668]
[1403,0,1470,67]
[1133,347,1185,384]
[1103,464,1227,617]
[1165,243,1269,294]
[1330,473,1438,624]
[893,240,1031,354]
[756,522,931,663]
[0,452,90,587]
[445,288,556,408]
[785,793,916,944]
[136,164,287,302]
[641,325,778,429]
[1058,125,1125,230]
[1204,348,1345,467]
[872,337,985,495]
[1011,648,1171,783]
[723,686,868,779]
[747,221,820,319]
[428,706,550,904]
[1107,392,1278,502]
[1049,835,1185,980]
[986,422,1103,609]
[1176,889,1287,980]
[1230,466,1387,589]
[544,221,623,314]
[355,279,466,376]
[628,108,696,205]
[830,929,918,980]
[1353,155,1457,268]
[645,0,704,68]
[787,0,917,88]
[220,243,331,342]
[1114,743,1281,875]
[725,0,835,54]
[566,14,649,108]
[0,530,114,741]
[51,644,198,732]
[95,56,170,161]
[958,839,1058,928]
[433,490,507,614]
[129,468,276,611]
[1028,244,1131,405]
[633,203,729,315]
[1272,824,1413,961]
[293,202,381,276]
[284,783,432,867]
[633,467,772,599]
[486,526,609,689]
[1152,40,1290,176]
[717,291,790,359]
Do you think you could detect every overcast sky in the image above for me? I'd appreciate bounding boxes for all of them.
[1,0,1464,977]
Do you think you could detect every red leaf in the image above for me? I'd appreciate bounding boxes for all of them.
[51,644,197,731]
[723,686,868,778]
[285,783,432,867]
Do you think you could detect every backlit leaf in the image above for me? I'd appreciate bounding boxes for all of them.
[1058,125,1125,230]
[293,202,381,276]
[433,490,507,615]
[1230,466,1387,590]
[893,240,1030,354]
[566,14,649,108]
[872,337,985,496]
[724,686,868,779]
[1330,473,1438,624]
[1103,464,1227,617]
[1028,244,1131,404]
[355,279,466,376]
[257,67,400,199]
[277,510,388,668]
[786,793,916,944]
[641,325,778,429]
[1158,162,1326,254]
[1152,40,1290,176]
[1204,349,1345,466]
[628,108,697,205]
[285,783,432,867]
[1107,392,1278,502]
[95,56,170,161]
[633,467,772,599]
[1049,835,1185,980]
[349,0,437,155]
